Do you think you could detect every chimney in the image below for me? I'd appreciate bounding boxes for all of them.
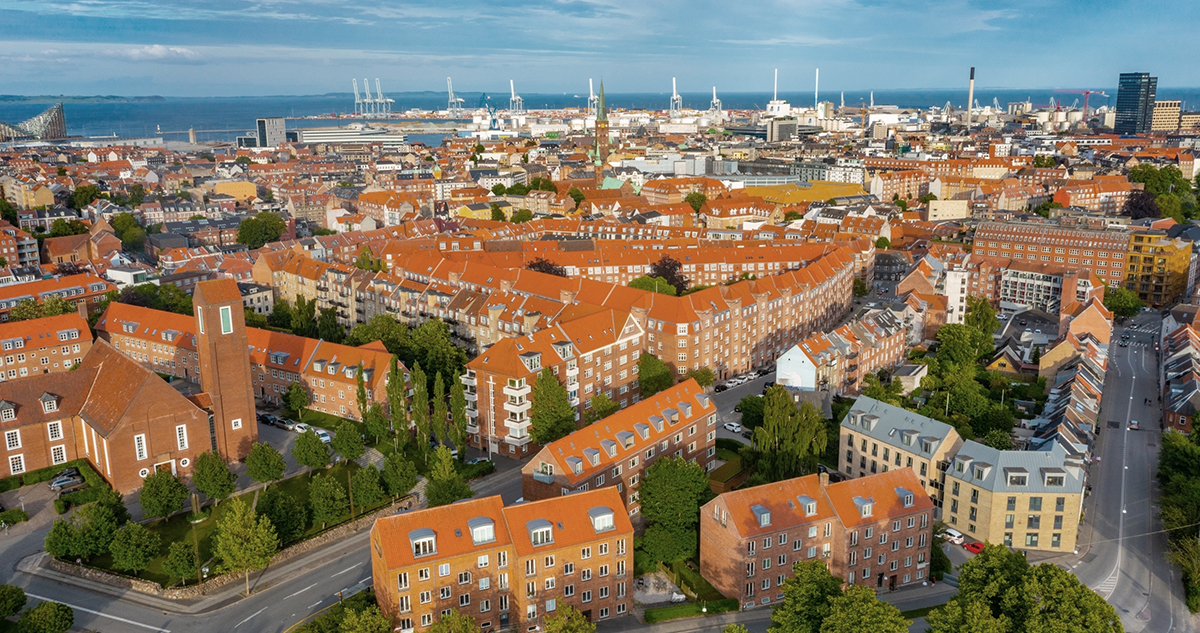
[819,472,830,487]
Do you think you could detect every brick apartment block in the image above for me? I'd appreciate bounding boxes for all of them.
[521,380,717,518]
[700,469,933,610]
[0,312,93,381]
[371,488,633,632]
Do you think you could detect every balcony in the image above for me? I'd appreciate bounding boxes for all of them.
[466,408,478,418]
[504,399,530,415]
[532,471,556,484]
[503,382,530,398]
[566,365,579,377]
[461,373,477,387]
[466,422,479,434]
[505,433,532,447]
[464,390,478,402]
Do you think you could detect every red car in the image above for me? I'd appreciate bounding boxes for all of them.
[963,542,985,554]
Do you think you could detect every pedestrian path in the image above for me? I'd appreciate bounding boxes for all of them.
[356,447,386,470]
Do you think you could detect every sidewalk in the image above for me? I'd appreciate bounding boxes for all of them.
[17,526,374,615]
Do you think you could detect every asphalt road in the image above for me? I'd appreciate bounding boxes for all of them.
[1066,312,1194,633]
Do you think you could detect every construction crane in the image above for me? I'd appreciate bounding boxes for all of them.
[509,80,525,115]
[587,79,599,117]
[1053,89,1108,114]
[352,79,362,115]
[446,77,465,117]
[669,77,683,120]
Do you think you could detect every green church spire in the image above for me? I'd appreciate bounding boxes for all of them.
[597,80,607,122]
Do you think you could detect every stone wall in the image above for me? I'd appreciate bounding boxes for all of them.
[45,495,416,600]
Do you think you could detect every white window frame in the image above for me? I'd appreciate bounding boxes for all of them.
[134,433,147,461]
[47,421,62,442]
[231,418,242,430]
[219,306,233,335]
[4,429,19,450]
[8,453,24,475]
[51,444,66,465]
[176,424,188,451]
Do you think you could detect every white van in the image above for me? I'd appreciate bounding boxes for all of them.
[943,527,965,545]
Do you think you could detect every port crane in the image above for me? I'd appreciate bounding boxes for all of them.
[447,77,465,117]
[509,80,524,115]
[1053,89,1108,114]
[669,77,683,120]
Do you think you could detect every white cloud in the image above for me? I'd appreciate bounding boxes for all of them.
[107,44,200,61]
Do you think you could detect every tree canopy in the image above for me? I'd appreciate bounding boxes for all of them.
[745,387,827,481]
[629,276,677,296]
[1104,284,1144,318]
[526,257,568,277]
[426,445,473,507]
[213,496,279,596]
[684,191,707,213]
[236,211,287,249]
[650,255,689,292]
[639,456,709,563]
[529,368,576,445]
[637,353,674,397]
[139,470,189,521]
[768,560,844,633]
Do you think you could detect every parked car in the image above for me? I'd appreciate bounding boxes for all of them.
[740,429,754,440]
[1128,420,1140,430]
[49,474,84,491]
[293,422,312,435]
[723,422,742,433]
[466,458,491,466]
[943,527,965,545]
[55,467,80,479]
[713,384,728,393]
[963,541,985,554]
[314,429,332,444]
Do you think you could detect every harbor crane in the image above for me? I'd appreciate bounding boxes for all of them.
[447,77,465,117]
[1053,89,1109,114]
[509,80,525,115]
[669,77,683,120]
[352,79,362,115]
[375,78,394,115]
[363,79,374,115]
[587,79,599,118]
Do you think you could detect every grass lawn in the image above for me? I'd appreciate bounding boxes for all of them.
[670,560,725,602]
[715,448,739,462]
[643,598,739,623]
[84,462,391,588]
[900,604,944,619]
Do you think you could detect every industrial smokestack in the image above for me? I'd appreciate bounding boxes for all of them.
[815,68,819,108]
[966,66,975,129]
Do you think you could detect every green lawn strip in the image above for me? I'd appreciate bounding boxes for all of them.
[643,598,738,623]
[84,463,391,587]
[900,603,946,619]
[669,560,726,602]
[715,448,739,462]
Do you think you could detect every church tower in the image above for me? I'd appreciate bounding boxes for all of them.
[594,81,610,186]
[193,279,257,461]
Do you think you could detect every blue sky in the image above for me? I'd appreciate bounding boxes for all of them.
[1,0,1198,96]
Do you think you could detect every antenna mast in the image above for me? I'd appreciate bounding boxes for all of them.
[669,77,683,120]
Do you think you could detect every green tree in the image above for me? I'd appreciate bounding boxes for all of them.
[1021,563,1122,632]
[428,610,477,633]
[410,320,468,398]
[44,519,82,560]
[333,421,365,464]
[47,218,88,238]
[386,356,410,451]
[236,211,286,249]
[862,373,905,405]
[875,236,890,249]
[737,394,765,428]
[639,456,709,563]
[784,210,803,222]
[490,203,507,221]
[163,540,198,584]
[291,295,318,338]
[267,298,293,329]
[650,255,689,292]
[317,307,344,343]
[748,389,827,480]
[628,276,677,296]
[433,371,449,443]
[213,496,279,596]
[287,381,310,420]
[926,596,1009,633]
[982,429,1014,450]
[0,198,15,225]
[449,379,468,461]
[351,466,385,511]
[293,428,331,473]
[256,487,306,543]
[567,187,585,209]
[637,353,674,397]
[425,446,473,507]
[544,604,595,633]
[346,315,410,355]
[1032,200,1063,218]
[246,442,286,486]
[17,600,74,633]
[140,470,189,521]
[109,521,160,577]
[364,402,389,447]
[768,560,844,633]
[853,277,868,297]
[821,585,910,633]
[244,308,268,328]
[69,184,101,209]
[192,451,236,505]
[0,585,25,619]
[684,191,707,213]
[1104,284,1144,318]
[529,368,576,445]
[686,367,715,388]
[382,452,418,499]
[955,544,1030,625]
[411,363,430,463]
[936,323,980,366]
[309,473,349,529]
[723,626,749,633]
[340,605,392,633]
[584,392,621,425]
[511,208,534,223]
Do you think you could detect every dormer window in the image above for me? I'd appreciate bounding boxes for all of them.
[752,504,771,527]
[468,518,496,545]
[527,519,553,546]
[409,528,436,557]
[41,398,57,414]
[0,401,15,422]
[588,507,615,533]
[861,504,872,517]
[798,495,818,517]
[896,487,914,508]
[1008,473,1027,486]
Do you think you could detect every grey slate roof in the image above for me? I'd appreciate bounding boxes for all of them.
[945,440,1085,496]
[841,396,957,458]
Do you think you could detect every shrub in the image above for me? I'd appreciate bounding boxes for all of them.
[17,600,74,633]
[715,438,746,453]
[456,460,497,480]
[0,508,29,525]
[56,485,109,514]
[0,476,19,494]
[0,584,26,618]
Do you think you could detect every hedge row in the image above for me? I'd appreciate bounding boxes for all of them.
[0,508,29,526]
[0,459,103,494]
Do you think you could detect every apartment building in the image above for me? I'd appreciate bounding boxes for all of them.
[942,440,1085,552]
[837,397,964,513]
[522,380,716,517]
[997,263,1105,316]
[775,310,904,395]
[868,170,928,201]
[370,488,633,633]
[95,302,396,421]
[1049,178,1132,214]
[0,312,92,381]
[0,274,117,322]
[973,221,1129,287]
[699,469,933,609]
[1152,100,1182,132]
[1126,228,1192,305]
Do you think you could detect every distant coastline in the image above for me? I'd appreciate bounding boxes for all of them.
[0,95,166,104]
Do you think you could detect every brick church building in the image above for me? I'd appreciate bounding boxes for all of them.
[0,279,257,493]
